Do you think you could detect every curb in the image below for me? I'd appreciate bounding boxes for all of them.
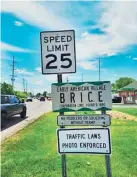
[1,114,44,143]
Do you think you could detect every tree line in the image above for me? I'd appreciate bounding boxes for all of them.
[112,77,136,90]
[1,77,136,98]
[1,82,29,99]
[0,82,48,99]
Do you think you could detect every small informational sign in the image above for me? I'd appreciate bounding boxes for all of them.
[57,114,111,126]
[40,30,76,74]
[57,128,111,154]
[52,81,112,112]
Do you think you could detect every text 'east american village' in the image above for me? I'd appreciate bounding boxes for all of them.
[56,85,107,105]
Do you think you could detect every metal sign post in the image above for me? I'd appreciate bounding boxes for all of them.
[57,74,67,177]
[102,110,112,177]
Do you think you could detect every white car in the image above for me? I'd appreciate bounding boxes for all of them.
[26,97,33,102]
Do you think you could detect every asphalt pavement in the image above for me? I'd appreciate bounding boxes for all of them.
[1,99,52,142]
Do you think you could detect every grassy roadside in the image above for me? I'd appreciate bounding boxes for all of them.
[113,108,137,117]
[1,112,137,177]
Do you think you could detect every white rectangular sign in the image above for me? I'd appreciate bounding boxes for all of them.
[57,128,111,154]
[52,81,112,112]
[40,30,76,74]
[57,114,111,126]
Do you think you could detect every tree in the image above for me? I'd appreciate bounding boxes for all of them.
[115,77,136,89]
[43,91,47,97]
[15,91,28,99]
[1,82,14,94]
[36,93,41,98]
[28,92,33,97]
[111,83,116,90]
[1,82,28,100]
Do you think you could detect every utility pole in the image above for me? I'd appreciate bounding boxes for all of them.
[99,58,100,81]
[25,81,27,93]
[10,56,16,88]
[66,77,69,83]
[23,78,25,92]
[82,73,83,82]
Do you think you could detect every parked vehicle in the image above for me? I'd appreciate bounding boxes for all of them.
[47,97,52,101]
[1,95,27,127]
[40,96,45,101]
[112,96,122,103]
[26,97,33,102]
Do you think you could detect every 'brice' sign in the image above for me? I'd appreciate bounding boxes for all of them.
[52,81,112,112]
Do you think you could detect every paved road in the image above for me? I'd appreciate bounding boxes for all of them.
[1,99,52,142]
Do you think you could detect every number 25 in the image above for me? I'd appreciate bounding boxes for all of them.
[45,53,72,69]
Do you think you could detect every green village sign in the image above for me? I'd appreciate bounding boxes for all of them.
[52,81,112,112]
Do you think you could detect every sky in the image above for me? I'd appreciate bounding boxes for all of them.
[1,1,137,94]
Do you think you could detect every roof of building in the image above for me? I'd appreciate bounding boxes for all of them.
[119,81,137,91]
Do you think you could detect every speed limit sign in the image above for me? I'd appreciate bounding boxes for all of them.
[40,30,76,74]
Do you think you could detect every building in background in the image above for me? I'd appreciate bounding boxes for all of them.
[118,81,137,104]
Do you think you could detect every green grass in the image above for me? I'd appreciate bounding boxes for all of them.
[75,111,95,115]
[1,112,137,177]
[113,108,137,117]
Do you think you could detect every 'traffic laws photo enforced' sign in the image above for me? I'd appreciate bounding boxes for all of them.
[40,30,76,74]
[57,128,111,154]
[52,81,112,112]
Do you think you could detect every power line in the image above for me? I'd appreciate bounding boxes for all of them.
[10,56,17,88]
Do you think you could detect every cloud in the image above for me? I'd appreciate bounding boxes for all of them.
[81,32,89,38]
[76,1,137,60]
[132,57,137,60]
[35,80,43,85]
[36,67,41,72]
[0,52,11,60]
[0,42,37,53]
[127,55,132,59]
[44,75,57,82]
[2,1,137,61]
[78,61,98,70]
[1,1,73,30]
[14,20,24,27]
[15,68,34,76]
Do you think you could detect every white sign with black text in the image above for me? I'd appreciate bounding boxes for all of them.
[57,128,111,154]
[52,81,112,112]
[57,114,111,126]
[40,30,76,74]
